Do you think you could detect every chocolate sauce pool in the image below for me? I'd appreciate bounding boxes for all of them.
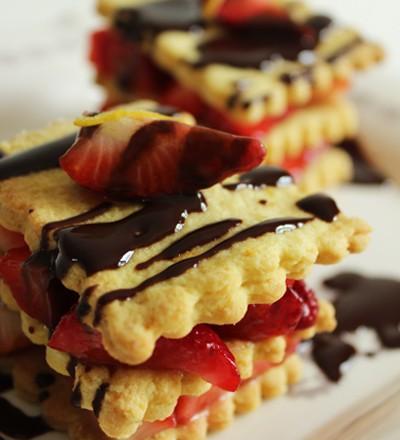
[312,272,400,382]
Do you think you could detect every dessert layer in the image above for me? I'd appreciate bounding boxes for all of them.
[10,348,302,440]
[0,121,369,367]
[152,24,382,124]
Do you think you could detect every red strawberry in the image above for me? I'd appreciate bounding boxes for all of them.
[0,248,77,328]
[0,225,25,253]
[0,305,30,355]
[161,83,205,118]
[216,280,319,341]
[217,287,304,341]
[0,247,31,308]
[49,313,240,391]
[292,280,319,329]
[215,0,287,23]
[60,118,265,198]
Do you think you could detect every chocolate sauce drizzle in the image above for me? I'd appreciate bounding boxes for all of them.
[114,0,203,41]
[0,133,76,181]
[223,166,293,191]
[136,218,241,270]
[55,193,207,277]
[296,194,339,222]
[94,216,312,324]
[92,383,109,418]
[0,397,50,439]
[312,272,400,382]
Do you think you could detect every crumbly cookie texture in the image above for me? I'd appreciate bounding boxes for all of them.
[12,348,302,440]
[151,27,382,124]
[0,123,369,366]
[297,147,353,193]
[264,97,357,165]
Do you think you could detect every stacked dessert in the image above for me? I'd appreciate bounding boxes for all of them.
[89,0,383,190]
[0,102,370,439]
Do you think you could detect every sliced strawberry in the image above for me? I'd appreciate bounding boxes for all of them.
[144,324,240,391]
[216,281,318,341]
[49,313,240,391]
[293,280,319,329]
[48,311,116,366]
[215,0,287,23]
[60,118,265,198]
[0,305,30,355]
[0,225,25,253]
[0,247,31,305]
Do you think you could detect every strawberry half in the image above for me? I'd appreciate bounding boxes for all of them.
[216,281,318,341]
[49,312,240,392]
[60,116,265,198]
[0,304,30,355]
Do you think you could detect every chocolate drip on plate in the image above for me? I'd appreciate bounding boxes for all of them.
[312,333,356,382]
[223,166,293,190]
[94,216,312,324]
[55,193,207,277]
[137,218,242,270]
[312,272,400,382]
[0,133,76,181]
[0,397,50,439]
[296,193,340,222]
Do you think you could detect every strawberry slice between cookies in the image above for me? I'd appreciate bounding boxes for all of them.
[60,111,265,198]
[49,312,240,391]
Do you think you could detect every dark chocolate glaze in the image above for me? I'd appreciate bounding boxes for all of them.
[35,372,55,389]
[223,166,293,190]
[194,15,329,69]
[71,383,82,408]
[0,373,13,393]
[77,287,96,320]
[0,397,50,439]
[55,193,206,277]
[296,193,340,222]
[94,216,312,324]
[92,383,109,418]
[305,15,333,36]
[136,219,241,270]
[40,202,112,250]
[326,273,400,347]
[0,133,76,181]
[312,333,356,382]
[114,0,203,40]
[338,139,386,184]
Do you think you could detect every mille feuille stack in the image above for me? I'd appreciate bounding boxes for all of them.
[0,101,370,440]
[89,0,383,191]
